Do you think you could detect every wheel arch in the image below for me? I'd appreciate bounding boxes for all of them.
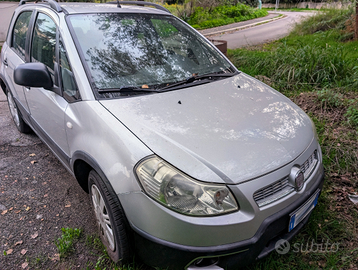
[0,74,9,95]
[71,150,134,261]
[71,151,108,194]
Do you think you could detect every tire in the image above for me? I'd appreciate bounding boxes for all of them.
[88,170,132,263]
[7,90,31,133]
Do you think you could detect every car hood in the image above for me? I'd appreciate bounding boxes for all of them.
[100,73,314,184]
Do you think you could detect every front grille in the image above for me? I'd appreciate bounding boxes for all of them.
[253,150,318,207]
[253,177,294,207]
[301,150,318,179]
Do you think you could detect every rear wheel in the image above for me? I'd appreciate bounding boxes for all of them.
[88,170,131,263]
[7,91,31,133]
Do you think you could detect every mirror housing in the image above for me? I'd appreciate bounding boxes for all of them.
[14,62,53,90]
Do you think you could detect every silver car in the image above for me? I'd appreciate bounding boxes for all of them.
[0,1,324,269]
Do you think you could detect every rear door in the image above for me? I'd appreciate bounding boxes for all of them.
[3,10,33,121]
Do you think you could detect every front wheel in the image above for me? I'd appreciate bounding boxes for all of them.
[7,90,31,133]
[88,170,131,262]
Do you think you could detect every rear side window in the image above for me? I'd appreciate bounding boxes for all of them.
[12,11,32,60]
[31,13,56,72]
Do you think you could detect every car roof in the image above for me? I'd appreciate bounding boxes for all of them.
[61,3,169,15]
[19,1,170,15]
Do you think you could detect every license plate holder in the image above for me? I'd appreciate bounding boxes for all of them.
[288,189,320,232]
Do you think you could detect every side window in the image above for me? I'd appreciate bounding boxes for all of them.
[59,41,81,102]
[31,13,56,72]
[12,11,32,60]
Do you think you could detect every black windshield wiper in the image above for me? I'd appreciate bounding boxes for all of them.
[98,86,161,94]
[158,71,239,92]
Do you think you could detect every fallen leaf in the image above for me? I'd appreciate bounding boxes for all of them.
[25,207,30,211]
[30,160,37,164]
[65,203,71,208]
[6,249,13,255]
[44,194,48,197]
[31,232,38,239]
[9,207,13,211]
[20,249,27,255]
[15,240,23,246]
[1,210,7,215]
[50,253,60,261]
[21,262,28,269]
[15,210,21,214]
[29,153,36,157]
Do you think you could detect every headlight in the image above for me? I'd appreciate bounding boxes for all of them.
[135,156,239,216]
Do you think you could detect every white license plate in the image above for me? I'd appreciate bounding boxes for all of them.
[288,189,320,232]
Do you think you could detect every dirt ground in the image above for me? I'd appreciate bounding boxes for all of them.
[0,88,102,269]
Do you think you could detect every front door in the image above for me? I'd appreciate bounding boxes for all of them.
[24,12,70,164]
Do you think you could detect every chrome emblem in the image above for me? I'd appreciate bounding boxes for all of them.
[289,167,304,191]
[295,171,304,191]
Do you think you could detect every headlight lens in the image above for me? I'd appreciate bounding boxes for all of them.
[135,156,239,216]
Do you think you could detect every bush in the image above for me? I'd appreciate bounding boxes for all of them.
[186,4,268,29]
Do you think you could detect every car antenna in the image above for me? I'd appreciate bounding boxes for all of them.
[117,0,121,8]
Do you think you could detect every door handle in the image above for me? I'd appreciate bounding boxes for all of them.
[3,58,8,67]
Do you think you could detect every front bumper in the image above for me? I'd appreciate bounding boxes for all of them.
[132,169,325,269]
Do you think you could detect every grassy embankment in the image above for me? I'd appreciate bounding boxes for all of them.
[164,2,268,29]
[228,8,358,269]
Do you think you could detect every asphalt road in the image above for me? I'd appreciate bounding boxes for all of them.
[209,11,315,49]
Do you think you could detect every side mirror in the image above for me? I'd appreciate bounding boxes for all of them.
[14,62,53,90]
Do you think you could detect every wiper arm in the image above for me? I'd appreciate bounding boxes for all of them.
[158,71,239,92]
[98,86,161,94]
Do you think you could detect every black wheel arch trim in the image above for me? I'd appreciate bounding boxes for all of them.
[71,151,107,184]
[71,151,118,195]
[0,73,10,95]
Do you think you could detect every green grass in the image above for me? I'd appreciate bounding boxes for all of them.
[55,227,83,258]
[228,8,358,93]
[188,4,268,29]
[84,234,144,270]
[165,2,268,29]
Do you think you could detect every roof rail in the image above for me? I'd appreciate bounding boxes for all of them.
[19,0,62,12]
[107,1,171,14]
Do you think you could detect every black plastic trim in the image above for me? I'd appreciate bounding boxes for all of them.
[71,151,106,181]
[13,95,31,125]
[0,74,9,95]
[29,116,71,167]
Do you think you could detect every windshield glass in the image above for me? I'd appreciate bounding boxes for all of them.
[68,13,235,96]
